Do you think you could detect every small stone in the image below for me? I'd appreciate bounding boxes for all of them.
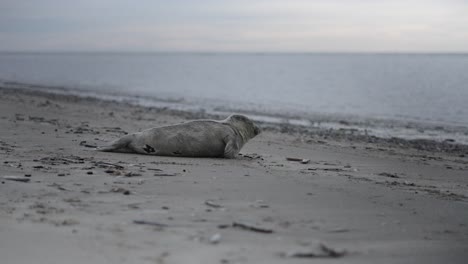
[209,233,221,244]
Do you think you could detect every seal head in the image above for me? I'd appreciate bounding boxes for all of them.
[219,114,260,158]
[224,114,261,142]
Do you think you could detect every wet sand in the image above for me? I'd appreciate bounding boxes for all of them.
[1,87,467,264]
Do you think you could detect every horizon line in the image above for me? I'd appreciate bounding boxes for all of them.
[1,50,468,55]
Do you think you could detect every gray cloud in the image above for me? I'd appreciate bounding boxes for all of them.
[0,0,467,52]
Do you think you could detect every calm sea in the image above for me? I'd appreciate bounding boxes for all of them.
[1,52,468,143]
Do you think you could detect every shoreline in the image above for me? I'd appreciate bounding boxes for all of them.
[1,85,468,263]
[2,82,468,156]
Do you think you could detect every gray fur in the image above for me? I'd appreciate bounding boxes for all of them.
[98,114,260,158]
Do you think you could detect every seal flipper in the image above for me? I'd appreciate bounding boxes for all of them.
[98,134,134,153]
[142,144,156,154]
[223,137,240,159]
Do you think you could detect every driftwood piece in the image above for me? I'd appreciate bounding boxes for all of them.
[280,243,347,258]
[133,220,168,228]
[232,221,273,233]
[204,200,224,208]
[286,157,310,164]
[3,176,30,182]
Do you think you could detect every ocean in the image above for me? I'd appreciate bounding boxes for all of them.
[1,52,468,144]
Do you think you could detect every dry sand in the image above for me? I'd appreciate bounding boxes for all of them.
[1,87,467,264]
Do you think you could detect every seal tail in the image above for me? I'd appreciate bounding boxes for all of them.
[97,134,133,153]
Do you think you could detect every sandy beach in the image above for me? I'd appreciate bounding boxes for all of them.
[1,86,467,264]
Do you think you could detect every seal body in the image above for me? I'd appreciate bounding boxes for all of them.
[98,114,260,158]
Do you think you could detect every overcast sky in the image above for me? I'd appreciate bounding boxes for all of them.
[1,0,467,52]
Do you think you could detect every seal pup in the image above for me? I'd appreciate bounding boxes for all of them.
[98,114,260,158]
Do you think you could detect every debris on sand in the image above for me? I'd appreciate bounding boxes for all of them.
[93,161,125,170]
[47,182,70,191]
[279,243,347,258]
[79,141,97,148]
[327,227,350,233]
[204,200,224,208]
[124,172,142,177]
[307,167,345,172]
[147,167,163,171]
[286,157,310,164]
[378,172,400,178]
[52,218,80,227]
[110,187,131,195]
[153,172,178,177]
[251,200,269,208]
[3,176,30,182]
[40,155,86,165]
[232,221,274,234]
[104,169,122,176]
[0,140,15,153]
[133,220,168,228]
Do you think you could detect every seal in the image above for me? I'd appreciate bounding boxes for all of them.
[98,114,260,158]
